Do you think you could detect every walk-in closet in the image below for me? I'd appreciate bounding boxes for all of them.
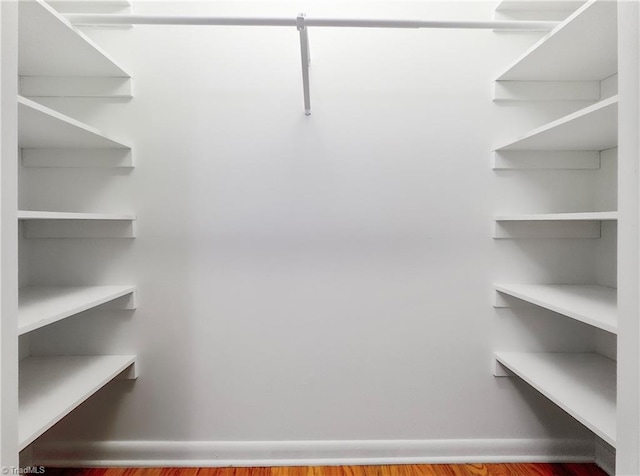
[0,0,638,475]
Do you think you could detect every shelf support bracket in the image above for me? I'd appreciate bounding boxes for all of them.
[297,13,311,116]
[493,358,514,378]
[116,362,139,380]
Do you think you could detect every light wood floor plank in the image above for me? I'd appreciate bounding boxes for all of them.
[44,464,607,476]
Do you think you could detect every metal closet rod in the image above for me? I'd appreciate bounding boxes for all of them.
[66,14,559,30]
[66,13,560,115]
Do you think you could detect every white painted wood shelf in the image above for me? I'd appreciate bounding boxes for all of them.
[495,96,618,151]
[18,0,129,77]
[495,284,617,333]
[495,352,616,446]
[18,96,130,149]
[19,354,136,451]
[19,286,136,335]
[18,210,135,221]
[495,211,618,221]
[497,0,616,80]
[49,0,132,13]
[496,1,585,13]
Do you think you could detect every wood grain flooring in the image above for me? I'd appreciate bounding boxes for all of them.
[43,464,608,476]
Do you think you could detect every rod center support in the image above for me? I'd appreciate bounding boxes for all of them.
[297,13,311,115]
[296,13,306,31]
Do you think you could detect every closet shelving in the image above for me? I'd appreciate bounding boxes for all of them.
[18,211,135,221]
[15,0,136,454]
[493,0,585,32]
[495,1,585,14]
[47,1,132,13]
[495,211,617,221]
[495,352,616,447]
[493,0,618,457]
[494,96,618,151]
[19,285,136,335]
[19,0,128,76]
[18,210,136,240]
[494,284,617,333]
[496,0,616,81]
[18,96,130,149]
[46,0,133,27]
[19,355,136,451]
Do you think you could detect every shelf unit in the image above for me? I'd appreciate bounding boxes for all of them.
[494,96,618,151]
[8,0,138,459]
[46,0,133,28]
[48,1,132,14]
[497,0,617,81]
[18,0,129,77]
[495,211,617,222]
[18,96,130,149]
[493,0,619,462]
[18,210,135,221]
[494,1,586,27]
[495,284,617,333]
[495,1,585,13]
[495,352,616,447]
[19,355,136,451]
[18,286,136,335]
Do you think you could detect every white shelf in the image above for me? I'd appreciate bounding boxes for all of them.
[48,0,132,13]
[495,284,617,333]
[19,285,136,335]
[497,0,617,80]
[496,1,585,12]
[19,0,129,77]
[18,96,130,149]
[495,352,616,447]
[495,211,618,221]
[19,354,136,450]
[18,210,135,221]
[495,96,618,151]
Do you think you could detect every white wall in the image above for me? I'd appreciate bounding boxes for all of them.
[614,1,639,472]
[21,0,609,460]
[1,0,20,468]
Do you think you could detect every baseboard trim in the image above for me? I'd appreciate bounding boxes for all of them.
[33,438,595,467]
[595,438,616,476]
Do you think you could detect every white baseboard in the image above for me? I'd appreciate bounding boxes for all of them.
[595,438,616,476]
[33,438,595,467]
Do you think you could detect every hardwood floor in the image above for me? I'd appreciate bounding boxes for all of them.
[43,464,608,476]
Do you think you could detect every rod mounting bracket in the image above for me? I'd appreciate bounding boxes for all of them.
[296,13,306,31]
[297,12,311,115]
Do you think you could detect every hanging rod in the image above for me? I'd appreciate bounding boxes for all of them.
[66,14,559,31]
[65,13,560,115]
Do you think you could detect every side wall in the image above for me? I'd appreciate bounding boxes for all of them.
[615,1,640,473]
[0,0,19,469]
